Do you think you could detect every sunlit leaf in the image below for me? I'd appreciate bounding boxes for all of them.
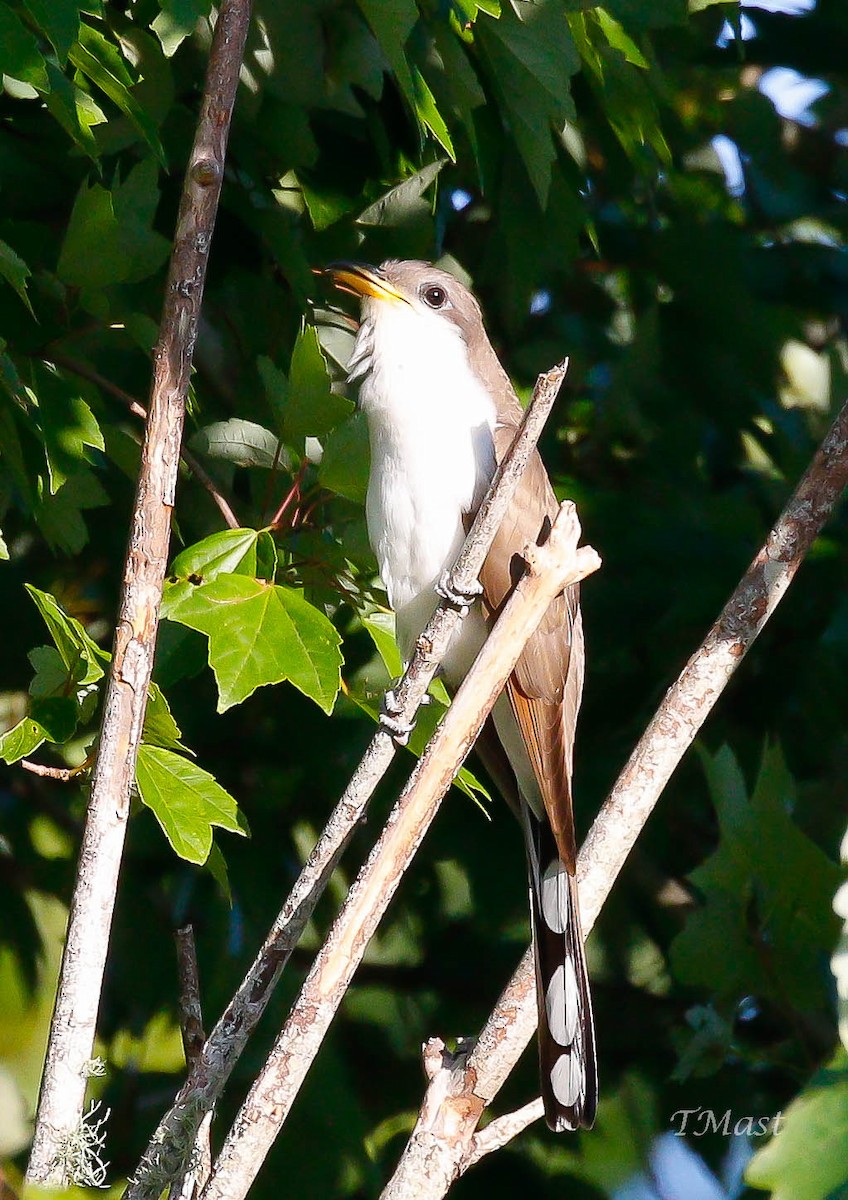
[25,585,107,686]
[143,683,189,753]
[69,21,165,162]
[170,528,265,583]
[0,697,78,765]
[162,575,343,713]
[135,744,248,863]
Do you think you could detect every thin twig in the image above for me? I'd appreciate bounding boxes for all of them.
[44,352,241,531]
[175,926,206,1067]
[25,1,253,1184]
[172,928,212,1200]
[380,393,848,1200]
[269,459,308,529]
[199,503,600,1200]
[20,760,79,781]
[123,361,568,1200]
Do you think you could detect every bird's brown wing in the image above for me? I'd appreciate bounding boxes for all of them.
[478,422,584,873]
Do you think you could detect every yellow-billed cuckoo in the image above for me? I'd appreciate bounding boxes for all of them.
[326,259,597,1131]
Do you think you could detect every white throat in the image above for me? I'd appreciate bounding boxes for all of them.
[352,300,497,660]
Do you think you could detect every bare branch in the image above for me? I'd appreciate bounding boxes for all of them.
[464,1101,545,1168]
[124,361,568,1200]
[25,1,253,1183]
[380,393,848,1200]
[199,503,600,1200]
[172,928,212,1200]
[175,926,206,1070]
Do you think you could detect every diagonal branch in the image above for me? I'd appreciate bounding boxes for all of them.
[24,0,253,1184]
[380,392,848,1200]
[123,361,569,1200]
[200,503,601,1200]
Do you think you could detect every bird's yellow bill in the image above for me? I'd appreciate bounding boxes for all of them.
[323,262,409,306]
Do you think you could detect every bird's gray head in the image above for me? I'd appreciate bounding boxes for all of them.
[327,258,485,345]
[325,259,508,391]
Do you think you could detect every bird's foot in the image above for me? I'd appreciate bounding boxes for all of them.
[436,571,483,614]
[379,688,414,745]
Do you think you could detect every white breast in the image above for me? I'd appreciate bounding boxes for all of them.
[354,302,497,661]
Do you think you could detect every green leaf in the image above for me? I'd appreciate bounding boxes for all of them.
[319,413,370,505]
[570,12,670,166]
[34,363,105,493]
[408,65,455,159]
[362,612,402,677]
[0,529,8,560]
[604,0,688,29]
[0,392,36,508]
[358,612,491,809]
[43,60,103,158]
[478,6,578,205]
[69,22,165,162]
[23,0,81,63]
[163,575,343,713]
[135,744,248,864]
[670,743,841,1012]
[357,160,445,226]
[255,530,278,581]
[25,584,107,686]
[0,716,49,765]
[0,6,49,90]
[170,528,266,583]
[57,183,118,287]
[35,468,109,554]
[204,840,232,902]
[0,698,78,764]
[745,1056,848,1200]
[596,7,649,68]
[356,0,418,99]
[260,326,352,447]
[190,419,287,469]
[57,162,169,288]
[0,239,34,316]
[356,0,453,155]
[151,0,212,57]
[143,683,188,752]
[28,645,72,697]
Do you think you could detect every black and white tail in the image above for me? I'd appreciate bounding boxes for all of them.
[525,813,598,1131]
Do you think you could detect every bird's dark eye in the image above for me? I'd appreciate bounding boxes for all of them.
[422,284,447,309]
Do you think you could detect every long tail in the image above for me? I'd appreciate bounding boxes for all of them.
[524,810,598,1131]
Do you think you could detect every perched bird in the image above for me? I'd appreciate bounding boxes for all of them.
[326,259,597,1131]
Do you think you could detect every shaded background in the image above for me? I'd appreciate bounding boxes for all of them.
[1,0,847,1196]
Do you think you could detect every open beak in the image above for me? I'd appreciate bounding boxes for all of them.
[321,261,410,306]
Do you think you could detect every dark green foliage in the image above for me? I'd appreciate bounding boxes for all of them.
[1,0,847,1195]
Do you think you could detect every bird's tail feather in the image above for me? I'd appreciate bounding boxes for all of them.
[525,812,598,1131]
